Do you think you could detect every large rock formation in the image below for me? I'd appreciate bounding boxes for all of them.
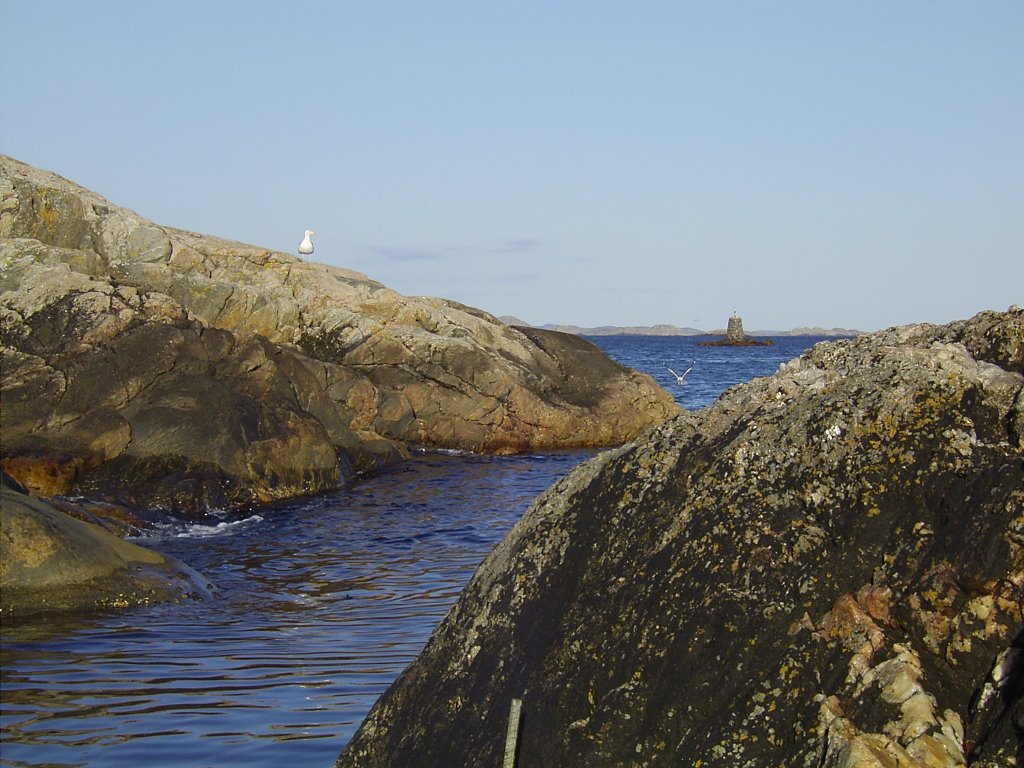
[0,156,678,512]
[0,472,211,618]
[339,308,1023,768]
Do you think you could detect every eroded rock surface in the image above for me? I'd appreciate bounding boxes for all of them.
[339,309,1023,768]
[0,155,677,511]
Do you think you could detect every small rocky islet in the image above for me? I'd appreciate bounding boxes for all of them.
[698,313,774,346]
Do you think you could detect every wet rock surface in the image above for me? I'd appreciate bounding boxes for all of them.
[339,309,1023,768]
[1,155,677,512]
[0,472,211,618]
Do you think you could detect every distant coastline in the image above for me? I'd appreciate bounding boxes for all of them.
[499,317,864,338]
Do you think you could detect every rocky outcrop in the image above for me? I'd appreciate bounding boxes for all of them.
[0,472,211,617]
[0,254,397,511]
[0,156,678,511]
[339,308,1024,768]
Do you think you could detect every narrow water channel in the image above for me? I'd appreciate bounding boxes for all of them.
[1,335,827,767]
[1,451,593,768]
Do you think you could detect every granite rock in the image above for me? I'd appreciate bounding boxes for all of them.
[0,155,678,511]
[338,308,1024,768]
[0,472,211,618]
[0,254,375,510]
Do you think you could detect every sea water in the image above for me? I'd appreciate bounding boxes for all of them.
[0,335,833,767]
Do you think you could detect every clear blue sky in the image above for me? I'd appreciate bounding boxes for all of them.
[3,2,1021,331]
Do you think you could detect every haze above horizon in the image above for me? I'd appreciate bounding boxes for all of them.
[2,2,1021,332]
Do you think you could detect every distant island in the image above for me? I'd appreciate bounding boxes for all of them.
[499,317,863,337]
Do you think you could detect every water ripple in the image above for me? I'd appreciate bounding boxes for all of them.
[1,338,828,767]
[1,451,592,768]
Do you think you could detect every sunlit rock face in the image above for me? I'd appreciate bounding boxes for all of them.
[0,155,678,511]
[0,473,211,618]
[339,309,1023,768]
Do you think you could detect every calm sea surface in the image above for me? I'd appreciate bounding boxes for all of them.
[0,335,832,767]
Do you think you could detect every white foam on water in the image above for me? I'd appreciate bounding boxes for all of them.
[130,513,265,541]
[174,514,264,539]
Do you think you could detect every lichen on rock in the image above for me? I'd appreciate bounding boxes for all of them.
[338,308,1024,768]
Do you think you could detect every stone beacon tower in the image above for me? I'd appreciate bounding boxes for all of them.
[699,312,773,347]
[726,314,745,343]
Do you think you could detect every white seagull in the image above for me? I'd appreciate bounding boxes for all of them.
[664,360,695,386]
[298,229,316,256]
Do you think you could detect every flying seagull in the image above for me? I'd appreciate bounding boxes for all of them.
[664,360,695,386]
[298,229,316,256]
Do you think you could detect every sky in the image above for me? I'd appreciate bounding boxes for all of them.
[2,2,1021,332]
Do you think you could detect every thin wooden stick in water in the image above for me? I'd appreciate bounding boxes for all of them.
[503,697,523,768]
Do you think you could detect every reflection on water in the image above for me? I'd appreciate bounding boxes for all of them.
[1,452,593,768]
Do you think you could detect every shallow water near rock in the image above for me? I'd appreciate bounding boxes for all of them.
[0,335,831,767]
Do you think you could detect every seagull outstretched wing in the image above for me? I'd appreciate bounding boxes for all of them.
[664,361,696,385]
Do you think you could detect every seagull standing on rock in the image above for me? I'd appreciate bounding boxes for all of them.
[298,229,316,256]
